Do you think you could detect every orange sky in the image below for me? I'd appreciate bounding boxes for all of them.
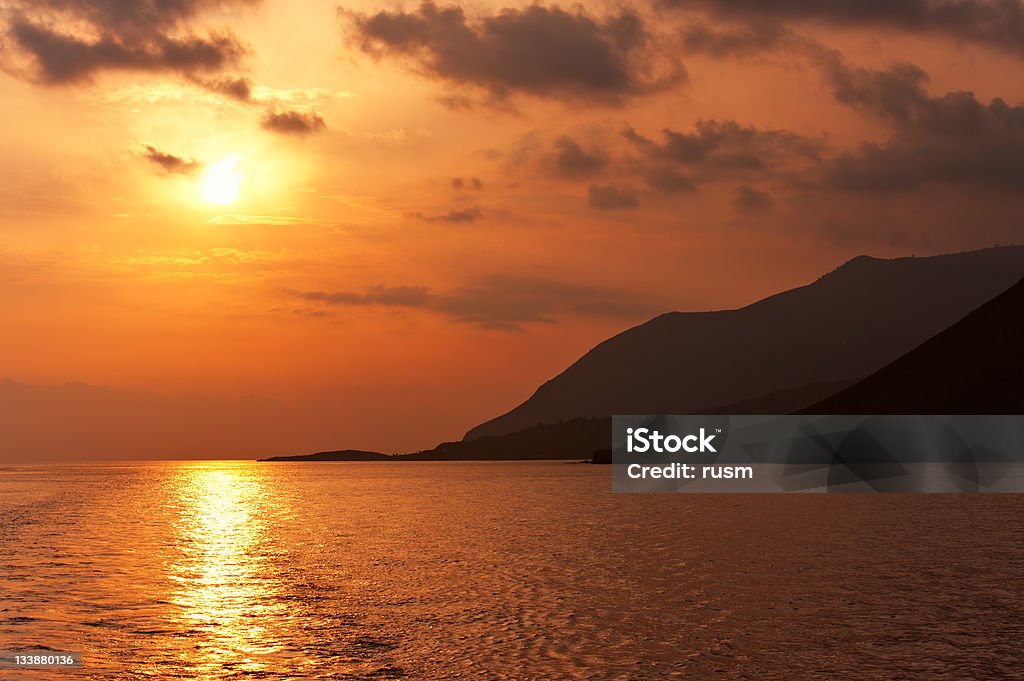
[2,0,1024,460]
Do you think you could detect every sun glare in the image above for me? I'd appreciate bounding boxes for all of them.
[202,155,243,205]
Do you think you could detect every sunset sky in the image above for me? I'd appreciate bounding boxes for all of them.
[3,0,1024,460]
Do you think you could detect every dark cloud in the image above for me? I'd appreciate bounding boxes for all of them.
[587,183,640,210]
[12,0,257,36]
[260,110,327,136]
[732,185,773,212]
[3,1,254,85]
[294,286,430,307]
[290,275,657,331]
[624,120,823,189]
[451,177,483,190]
[416,206,484,223]
[821,57,932,124]
[192,75,253,101]
[642,166,697,194]
[501,120,818,207]
[140,145,199,175]
[551,136,610,178]
[660,0,1024,57]
[342,2,685,103]
[819,54,1024,139]
[819,55,1024,193]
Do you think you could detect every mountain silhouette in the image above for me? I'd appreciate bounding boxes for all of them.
[699,379,855,415]
[805,276,1024,414]
[466,246,1024,440]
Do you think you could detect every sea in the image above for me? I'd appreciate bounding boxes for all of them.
[1,461,1022,679]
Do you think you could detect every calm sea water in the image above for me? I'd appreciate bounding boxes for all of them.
[1,461,1023,680]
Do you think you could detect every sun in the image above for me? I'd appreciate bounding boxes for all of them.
[202,155,243,205]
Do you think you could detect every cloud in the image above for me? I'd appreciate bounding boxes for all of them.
[341,2,685,104]
[140,145,199,175]
[820,57,933,124]
[492,119,817,208]
[624,120,823,194]
[290,275,657,330]
[818,55,1024,193]
[434,275,653,329]
[551,136,610,178]
[626,120,821,169]
[587,183,640,210]
[2,1,254,85]
[681,19,796,57]
[642,166,698,194]
[451,177,483,190]
[660,0,1024,57]
[415,206,484,223]
[260,110,327,136]
[732,185,773,212]
[3,3,353,138]
[295,286,430,307]
[192,75,253,101]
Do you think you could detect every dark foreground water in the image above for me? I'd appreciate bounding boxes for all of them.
[1,461,1022,680]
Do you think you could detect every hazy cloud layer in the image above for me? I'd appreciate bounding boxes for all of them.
[732,184,773,212]
[296,286,430,307]
[342,2,685,103]
[415,206,484,223]
[681,19,796,57]
[661,0,1024,56]
[587,183,640,210]
[2,0,255,85]
[290,275,656,330]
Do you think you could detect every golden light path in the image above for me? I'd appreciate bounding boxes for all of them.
[168,462,288,676]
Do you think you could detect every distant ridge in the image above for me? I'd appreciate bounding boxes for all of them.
[465,246,1024,440]
[259,449,389,462]
[805,276,1024,414]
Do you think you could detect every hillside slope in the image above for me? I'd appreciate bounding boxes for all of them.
[806,277,1024,414]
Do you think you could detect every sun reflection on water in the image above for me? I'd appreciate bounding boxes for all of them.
[167,462,287,675]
